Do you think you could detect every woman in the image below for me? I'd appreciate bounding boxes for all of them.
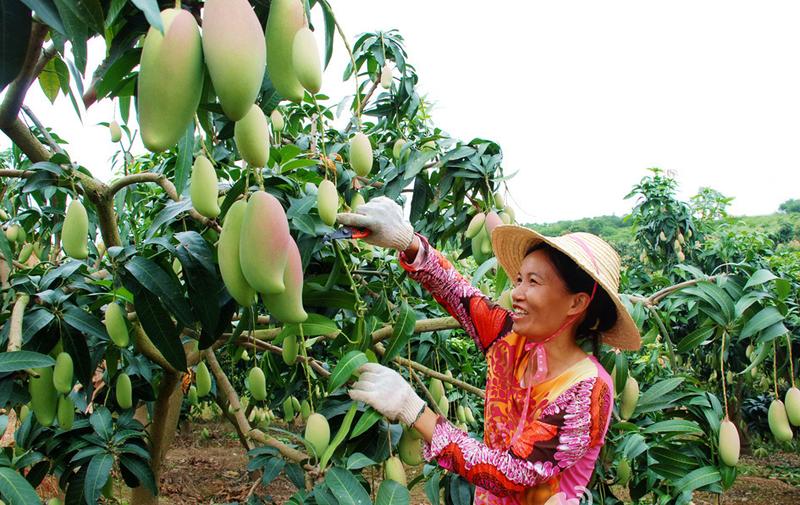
[339,197,641,504]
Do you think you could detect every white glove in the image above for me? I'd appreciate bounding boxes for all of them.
[348,363,426,426]
[336,196,415,251]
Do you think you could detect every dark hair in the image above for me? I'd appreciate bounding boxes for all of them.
[526,243,617,356]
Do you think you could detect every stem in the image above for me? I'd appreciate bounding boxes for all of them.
[720,331,729,419]
[788,333,796,389]
[645,305,677,370]
[7,294,31,352]
[21,105,64,155]
[774,344,779,399]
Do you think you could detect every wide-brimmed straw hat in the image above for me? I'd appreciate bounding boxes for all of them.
[492,225,641,351]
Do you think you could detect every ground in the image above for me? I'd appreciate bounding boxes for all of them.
[37,418,800,504]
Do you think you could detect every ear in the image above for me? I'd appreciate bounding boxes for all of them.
[567,292,592,316]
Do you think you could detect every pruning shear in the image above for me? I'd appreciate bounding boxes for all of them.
[322,227,371,243]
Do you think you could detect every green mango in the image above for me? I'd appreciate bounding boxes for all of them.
[398,428,423,466]
[617,459,631,485]
[465,213,486,239]
[265,0,305,102]
[109,120,122,142]
[202,0,265,120]
[300,400,311,421]
[116,373,132,409]
[190,156,221,218]
[62,200,88,259]
[105,302,130,348]
[282,334,298,365]
[196,362,212,397]
[349,132,373,177]
[57,394,75,430]
[234,104,270,167]
[718,418,740,466]
[317,179,338,226]
[785,386,800,426]
[247,367,267,401]
[53,352,73,394]
[270,109,285,131]
[187,385,198,405]
[384,456,407,486]
[18,242,34,263]
[350,193,365,211]
[218,200,256,306]
[283,396,295,420]
[769,399,794,442]
[304,413,330,457]
[138,9,204,152]
[292,27,322,94]
[262,239,307,323]
[429,378,445,404]
[29,367,57,426]
[619,376,639,420]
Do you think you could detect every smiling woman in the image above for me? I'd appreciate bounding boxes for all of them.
[341,198,641,504]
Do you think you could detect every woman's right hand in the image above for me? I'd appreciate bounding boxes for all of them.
[336,196,415,251]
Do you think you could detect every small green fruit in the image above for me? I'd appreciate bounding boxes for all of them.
[270,109,285,131]
[282,334,298,365]
[304,413,330,457]
[317,179,339,226]
[218,200,256,306]
[196,362,212,397]
[105,302,130,347]
[29,367,57,426]
[380,64,392,89]
[349,132,373,177]
[57,394,75,430]
[785,386,800,426]
[62,200,89,259]
[617,459,631,485]
[465,213,486,239]
[292,26,322,94]
[190,156,221,218]
[718,418,740,466]
[768,399,793,442]
[116,372,132,409]
[619,376,639,420]
[53,352,73,394]
[109,120,122,142]
[398,428,423,466]
[384,456,407,485]
[429,378,445,403]
[247,367,267,401]
[234,105,271,167]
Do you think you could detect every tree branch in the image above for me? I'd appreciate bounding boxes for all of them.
[237,335,331,378]
[0,22,49,129]
[0,170,34,179]
[371,316,460,345]
[7,294,30,352]
[2,117,51,162]
[21,105,64,155]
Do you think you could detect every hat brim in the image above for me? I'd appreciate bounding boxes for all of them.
[491,225,641,351]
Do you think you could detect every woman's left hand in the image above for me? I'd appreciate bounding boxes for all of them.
[348,363,426,426]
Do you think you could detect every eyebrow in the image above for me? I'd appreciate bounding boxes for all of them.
[519,271,543,280]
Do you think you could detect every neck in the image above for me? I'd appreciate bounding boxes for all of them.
[542,329,586,375]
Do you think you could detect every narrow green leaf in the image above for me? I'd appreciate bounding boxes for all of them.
[145,199,193,239]
[327,351,368,393]
[89,406,113,441]
[345,452,377,470]
[319,403,358,471]
[744,269,777,289]
[638,377,684,406]
[740,306,783,340]
[642,420,703,435]
[173,123,195,195]
[285,313,340,337]
[84,452,114,504]
[63,0,104,34]
[350,407,382,438]
[324,467,371,505]
[756,321,789,344]
[376,479,410,505]
[382,301,416,363]
[58,318,93,393]
[130,0,163,33]
[319,0,335,69]
[20,0,66,36]
[129,287,187,371]
[471,257,497,286]
[676,326,715,354]
[424,470,441,505]
[672,466,720,493]
[119,454,158,494]
[0,351,55,373]
[0,467,42,505]
[62,304,108,341]
[38,58,61,103]
[124,256,194,328]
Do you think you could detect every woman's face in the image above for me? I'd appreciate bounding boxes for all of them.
[510,249,587,339]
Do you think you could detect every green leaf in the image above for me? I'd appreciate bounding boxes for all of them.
[62,304,108,341]
[119,454,158,495]
[424,470,441,505]
[756,321,789,344]
[130,0,163,33]
[672,465,720,493]
[382,301,416,363]
[38,58,61,103]
[84,452,113,504]
[284,313,340,338]
[20,0,66,36]
[89,406,113,440]
[53,0,87,73]
[63,0,104,34]
[376,479,409,505]
[744,269,777,289]
[642,420,704,435]
[174,231,216,274]
[676,325,715,353]
[350,407,382,438]
[319,0,335,69]
[0,351,55,373]
[327,351,368,393]
[0,467,41,505]
[639,377,684,406]
[345,452,377,470]
[471,257,497,286]
[324,467,371,505]
[58,317,93,393]
[740,306,783,340]
[0,1,32,91]
[128,287,187,372]
[319,403,358,471]
[124,256,194,328]
[174,123,195,195]
[146,199,193,239]
[697,282,734,324]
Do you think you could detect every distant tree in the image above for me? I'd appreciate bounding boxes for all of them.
[690,187,734,221]
[778,198,800,213]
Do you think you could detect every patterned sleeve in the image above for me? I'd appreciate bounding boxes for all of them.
[398,234,513,353]
[422,377,613,496]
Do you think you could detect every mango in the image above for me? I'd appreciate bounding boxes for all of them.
[196,362,212,397]
[464,407,476,426]
[493,191,505,208]
[62,200,88,259]
[384,456,407,486]
[464,213,485,239]
[29,367,57,426]
[270,109,285,131]
[116,372,132,409]
[471,227,491,264]
[283,396,295,420]
[786,387,800,426]
[350,192,365,211]
[265,0,306,102]
[109,120,122,142]
[429,378,445,403]
[292,27,322,94]
[4,225,18,242]
[503,205,515,221]
[443,370,454,391]
[484,211,503,236]
[247,367,267,401]
[393,138,406,160]
[18,242,34,263]
[617,459,631,485]
[619,376,639,420]
[456,404,466,424]
[291,396,301,412]
[437,395,449,418]
[380,64,392,89]
[239,191,290,294]
[349,132,373,177]
[263,239,308,323]
[202,0,265,120]
[0,208,7,220]
[190,156,221,218]
[19,404,29,422]
[499,211,512,224]
[659,231,667,241]
[53,352,73,394]
[300,399,311,421]
[217,200,256,306]
[105,302,130,348]
[138,9,203,152]
[187,385,198,405]
[718,418,740,466]
[234,104,270,167]
[768,399,793,442]
[304,413,330,457]
[398,428,423,466]
[421,140,436,151]
[317,179,338,226]
[282,334,298,365]
[57,394,75,430]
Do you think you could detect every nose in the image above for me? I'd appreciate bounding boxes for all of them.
[511,282,525,301]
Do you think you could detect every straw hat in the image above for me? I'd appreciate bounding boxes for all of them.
[492,225,641,351]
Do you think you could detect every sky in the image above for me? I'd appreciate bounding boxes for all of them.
[3,0,800,224]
